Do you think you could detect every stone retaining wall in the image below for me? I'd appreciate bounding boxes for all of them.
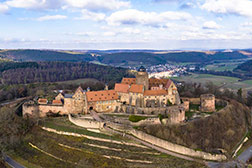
[68,115,226,161]
[68,114,104,129]
[130,129,226,161]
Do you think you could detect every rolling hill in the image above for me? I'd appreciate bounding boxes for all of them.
[0,49,250,67]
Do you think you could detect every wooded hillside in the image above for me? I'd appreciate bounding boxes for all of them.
[0,62,131,84]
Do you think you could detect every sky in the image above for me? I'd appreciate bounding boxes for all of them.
[0,0,252,50]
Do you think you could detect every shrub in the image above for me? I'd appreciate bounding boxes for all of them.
[129,115,147,122]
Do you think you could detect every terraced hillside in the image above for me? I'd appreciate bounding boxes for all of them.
[8,117,205,168]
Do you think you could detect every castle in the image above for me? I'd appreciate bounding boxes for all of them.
[23,66,184,123]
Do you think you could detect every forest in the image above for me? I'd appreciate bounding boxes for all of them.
[235,59,252,73]
[0,61,131,85]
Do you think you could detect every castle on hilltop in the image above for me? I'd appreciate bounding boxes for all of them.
[23,66,184,123]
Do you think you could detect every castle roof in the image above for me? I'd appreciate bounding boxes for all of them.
[138,66,146,72]
[38,98,48,104]
[121,78,136,85]
[144,89,167,96]
[86,90,118,102]
[52,100,62,105]
[128,84,144,93]
[149,78,173,89]
[115,83,130,93]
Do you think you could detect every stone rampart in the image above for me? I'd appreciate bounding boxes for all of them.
[22,102,67,117]
[200,94,215,112]
[131,118,161,126]
[66,114,226,161]
[130,129,226,161]
[68,114,104,129]
[121,104,185,124]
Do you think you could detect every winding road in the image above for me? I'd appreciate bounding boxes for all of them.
[3,154,26,168]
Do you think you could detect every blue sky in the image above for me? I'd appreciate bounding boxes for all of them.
[0,0,252,50]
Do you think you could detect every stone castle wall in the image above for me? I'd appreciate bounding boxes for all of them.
[68,114,104,129]
[67,115,226,161]
[121,104,186,124]
[200,94,215,112]
[23,103,67,117]
[130,129,226,161]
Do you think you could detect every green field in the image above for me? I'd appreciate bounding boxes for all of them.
[205,64,238,71]
[204,58,252,72]
[172,73,252,91]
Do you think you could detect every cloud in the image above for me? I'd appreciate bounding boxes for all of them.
[63,0,130,11]
[5,0,62,10]
[202,0,252,17]
[106,9,192,27]
[152,0,183,3]
[203,21,221,29]
[4,0,130,11]
[0,3,9,13]
[242,22,252,27]
[75,9,105,21]
[37,15,67,21]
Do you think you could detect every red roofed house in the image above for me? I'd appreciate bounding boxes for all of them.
[114,83,130,104]
[86,90,119,112]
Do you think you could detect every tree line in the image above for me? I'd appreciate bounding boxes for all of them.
[0,61,132,85]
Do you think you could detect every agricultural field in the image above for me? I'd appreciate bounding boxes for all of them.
[172,73,252,91]
[7,117,205,168]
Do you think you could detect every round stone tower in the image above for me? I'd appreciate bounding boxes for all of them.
[136,66,149,90]
[200,94,215,112]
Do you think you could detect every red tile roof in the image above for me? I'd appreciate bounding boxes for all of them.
[86,90,118,102]
[52,100,62,105]
[144,89,167,96]
[149,78,174,89]
[128,84,144,93]
[165,79,173,89]
[115,83,130,93]
[38,98,48,104]
[121,78,136,85]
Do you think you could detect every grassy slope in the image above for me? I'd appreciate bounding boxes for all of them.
[9,117,206,168]
[140,100,251,156]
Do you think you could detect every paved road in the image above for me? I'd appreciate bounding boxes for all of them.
[3,154,26,168]
[207,146,252,168]
[237,146,252,163]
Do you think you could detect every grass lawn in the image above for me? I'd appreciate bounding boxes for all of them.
[129,115,148,122]
[42,117,121,140]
